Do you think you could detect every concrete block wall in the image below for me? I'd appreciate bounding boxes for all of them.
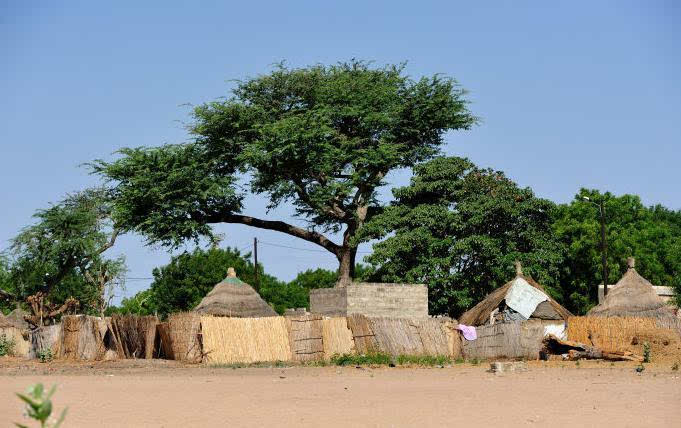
[310,282,428,318]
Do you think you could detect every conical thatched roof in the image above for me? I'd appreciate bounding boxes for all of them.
[588,258,677,323]
[194,268,277,318]
[459,263,572,326]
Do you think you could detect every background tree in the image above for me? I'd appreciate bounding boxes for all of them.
[130,247,307,316]
[360,156,565,317]
[0,256,14,315]
[3,189,123,324]
[553,189,681,313]
[92,61,476,286]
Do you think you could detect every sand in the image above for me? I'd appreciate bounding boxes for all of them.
[1,359,680,427]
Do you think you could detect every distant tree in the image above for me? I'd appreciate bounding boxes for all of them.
[3,189,123,325]
[0,256,13,315]
[553,190,681,313]
[92,61,476,286]
[135,247,306,316]
[288,268,338,291]
[360,157,565,317]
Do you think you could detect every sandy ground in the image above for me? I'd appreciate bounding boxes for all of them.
[1,358,680,427]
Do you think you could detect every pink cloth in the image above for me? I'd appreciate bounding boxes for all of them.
[456,324,477,341]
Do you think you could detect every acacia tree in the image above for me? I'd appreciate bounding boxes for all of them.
[359,157,565,316]
[92,61,476,285]
[3,189,123,324]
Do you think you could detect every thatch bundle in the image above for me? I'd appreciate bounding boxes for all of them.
[194,268,277,318]
[201,316,291,364]
[568,316,681,361]
[29,324,62,359]
[462,320,561,360]
[588,259,678,328]
[162,313,203,363]
[322,318,355,358]
[287,314,324,361]
[111,315,159,359]
[61,315,121,361]
[414,318,455,356]
[346,314,379,353]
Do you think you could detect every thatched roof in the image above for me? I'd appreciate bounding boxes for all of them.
[194,268,277,318]
[459,263,572,326]
[588,258,677,323]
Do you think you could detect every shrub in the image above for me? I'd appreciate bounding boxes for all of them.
[37,349,54,363]
[396,355,451,366]
[0,333,16,356]
[642,342,651,363]
[15,383,67,428]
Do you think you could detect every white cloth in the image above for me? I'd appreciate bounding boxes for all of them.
[504,277,548,319]
[543,323,567,340]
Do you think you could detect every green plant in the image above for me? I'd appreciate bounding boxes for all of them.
[15,383,67,428]
[330,352,393,366]
[643,342,651,363]
[468,358,480,365]
[37,349,53,363]
[575,361,580,368]
[454,357,465,364]
[0,333,16,356]
[396,355,451,366]
[671,362,678,371]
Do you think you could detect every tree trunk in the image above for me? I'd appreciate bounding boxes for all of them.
[336,247,356,288]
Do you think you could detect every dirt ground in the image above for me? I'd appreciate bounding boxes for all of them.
[1,358,680,427]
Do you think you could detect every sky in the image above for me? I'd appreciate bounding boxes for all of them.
[1,1,680,303]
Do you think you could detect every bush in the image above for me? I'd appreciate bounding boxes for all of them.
[643,342,651,363]
[0,333,16,356]
[396,355,451,366]
[37,348,54,363]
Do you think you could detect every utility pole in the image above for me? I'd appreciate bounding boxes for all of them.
[582,196,609,296]
[253,237,259,292]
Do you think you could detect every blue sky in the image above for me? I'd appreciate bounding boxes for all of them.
[2,1,680,302]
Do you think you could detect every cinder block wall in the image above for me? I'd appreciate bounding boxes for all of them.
[310,283,428,318]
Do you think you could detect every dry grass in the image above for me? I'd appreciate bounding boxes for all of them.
[322,318,355,359]
[346,314,378,354]
[61,315,120,361]
[567,316,681,361]
[201,316,291,365]
[112,315,158,359]
[370,318,425,356]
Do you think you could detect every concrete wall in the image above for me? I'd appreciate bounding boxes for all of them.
[310,283,428,318]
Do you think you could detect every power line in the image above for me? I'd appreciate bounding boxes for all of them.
[258,240,372,254]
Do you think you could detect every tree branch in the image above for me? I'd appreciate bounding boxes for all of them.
[210,213,342,255]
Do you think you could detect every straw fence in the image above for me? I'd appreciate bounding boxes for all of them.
[322,318,355,358]
[0,326,30,357]
[61,315,120,360]
[567,316,681,361]
[164,313,203,363]
[201,316,291,364]
[346,314,379,353]
[29,324,62,359]
[112,315,158,359]
[287,314,324,362]
[462,320,561,360]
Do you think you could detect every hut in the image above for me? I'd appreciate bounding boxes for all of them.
[458,262,572,360]
[194,267,277,318]
[588,258,677,323]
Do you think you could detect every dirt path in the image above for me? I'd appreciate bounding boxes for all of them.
[1,360,679,427]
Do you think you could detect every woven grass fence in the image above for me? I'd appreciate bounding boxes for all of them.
[462,320,557,360]
[568,316,681,361]
[347,314,378,353]
[29,324,62,359]
[287,314,324,362]
[322,317,355,358]
[111,315,158,359]
[160,313,202,363]
[0,326,30,357]
[201,316,291,364]
[61,315,121,360]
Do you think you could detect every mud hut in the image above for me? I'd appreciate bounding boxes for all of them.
[588,258,680,333]
[194,268,277,318]
[458,262,572,360]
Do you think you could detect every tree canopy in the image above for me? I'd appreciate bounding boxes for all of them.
[553,190,681,313]
[92,61,476,285]
[123,247,307,316]
[2,189,124,324]
[360,156,565,316]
